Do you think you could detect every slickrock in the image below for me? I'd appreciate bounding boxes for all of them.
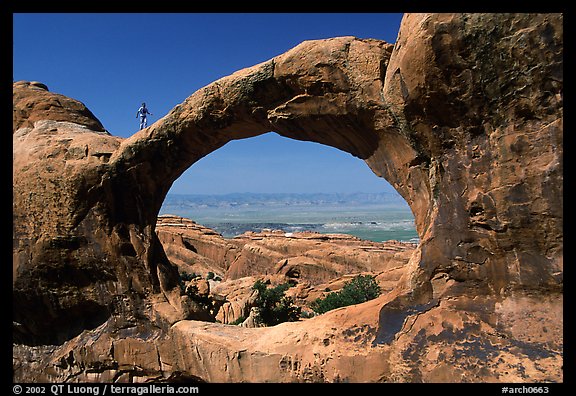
[13,13,562,382]
[156,214,416,324]
[156,215,231,279]
[156,215,414,283]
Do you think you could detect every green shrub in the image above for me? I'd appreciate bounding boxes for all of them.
[177,271,196,293]
[229,316,246,326]
[179,271,197,282]
[252,280,301,326]
[310,275,381,314]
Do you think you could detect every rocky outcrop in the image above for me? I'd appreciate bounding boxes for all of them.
[156,214,416,324]
[13,286,562,383]
[156,214,415,284]
[13,81,106,132]
[379,14,563,296]
[13,13,562,382]
[156,215,231,280]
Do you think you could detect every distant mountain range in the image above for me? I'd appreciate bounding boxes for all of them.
[162,192,409,209]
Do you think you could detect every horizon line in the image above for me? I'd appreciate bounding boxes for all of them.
[165,191,402,196]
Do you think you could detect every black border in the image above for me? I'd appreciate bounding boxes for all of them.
[7,1,571,390]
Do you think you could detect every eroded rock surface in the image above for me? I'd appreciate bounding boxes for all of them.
[156,214,415,324]
[13,13,562,382]
[156,214,414,283]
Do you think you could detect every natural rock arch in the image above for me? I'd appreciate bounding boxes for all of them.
[13,13,562,382]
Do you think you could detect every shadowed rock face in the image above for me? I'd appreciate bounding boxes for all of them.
[13,13,562,382]
[383,14,563,296]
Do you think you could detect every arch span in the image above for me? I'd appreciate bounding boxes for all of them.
[111,37,422,229]
[107,35,436,311]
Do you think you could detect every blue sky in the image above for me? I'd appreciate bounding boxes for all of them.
[13,13,404,195]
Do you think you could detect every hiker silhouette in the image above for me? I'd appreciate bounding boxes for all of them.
[136,102,152,129]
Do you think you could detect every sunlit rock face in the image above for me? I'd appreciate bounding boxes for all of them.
[13,13,562,382]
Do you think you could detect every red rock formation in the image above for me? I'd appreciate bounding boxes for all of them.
[156,215,232,279]
[156,214,415,284]
[156,214,416,324]
[13,81,106,132]
[13,13,562,382]
[380,14,563,296]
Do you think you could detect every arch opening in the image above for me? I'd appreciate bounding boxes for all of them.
[154,131,422,326]
[129,35,437,325]
[159,131,419,244]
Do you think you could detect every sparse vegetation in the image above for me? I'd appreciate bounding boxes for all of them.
[178,271,222,292]
[177,271,195,293]
[206,271,222,282]
[179,271,198,282]
[230,316,246,326]
[252,280,301,326]
[310,275,381,314]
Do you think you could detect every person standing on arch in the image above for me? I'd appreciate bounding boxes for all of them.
[136,102,153,130]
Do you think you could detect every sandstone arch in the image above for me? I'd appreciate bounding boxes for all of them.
[13,13,562,382]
